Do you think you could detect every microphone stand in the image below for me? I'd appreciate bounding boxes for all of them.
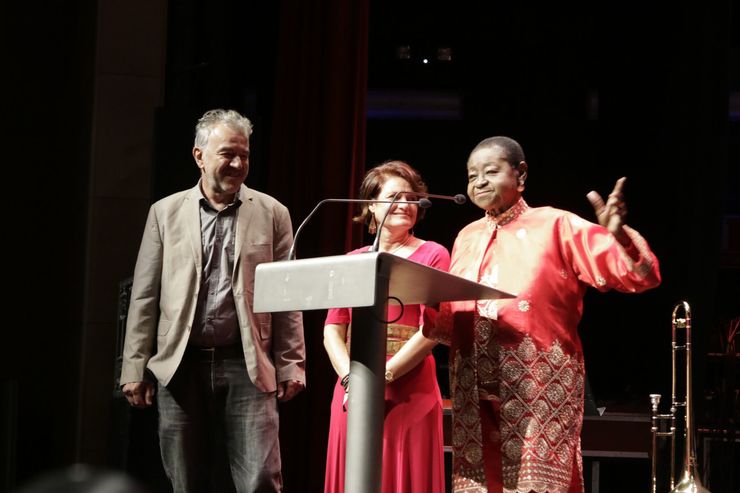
[368,191,402,253]
[288,198,330,260]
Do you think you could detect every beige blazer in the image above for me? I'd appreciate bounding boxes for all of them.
[120,184,305,392]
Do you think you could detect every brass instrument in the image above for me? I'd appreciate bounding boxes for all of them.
[650,301,710,493]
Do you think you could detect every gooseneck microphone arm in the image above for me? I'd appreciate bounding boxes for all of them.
[368,191,402,253]
[288,196,431,260]
[417,192,467,205]
[288,198,331,260]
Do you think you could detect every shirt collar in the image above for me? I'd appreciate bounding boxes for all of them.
[486,197,529,228]
[197,180,242,211]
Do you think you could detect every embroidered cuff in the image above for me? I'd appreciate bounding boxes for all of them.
[620,225,655,278]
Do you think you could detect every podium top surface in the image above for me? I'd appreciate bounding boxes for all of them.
[254,251,514,313]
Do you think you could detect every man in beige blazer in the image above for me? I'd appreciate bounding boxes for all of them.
[120,108,305,493]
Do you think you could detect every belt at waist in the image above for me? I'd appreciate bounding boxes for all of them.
[183,344,244,361]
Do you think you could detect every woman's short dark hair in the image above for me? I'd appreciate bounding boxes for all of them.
[470,136,526,170]
[353,160,428,225]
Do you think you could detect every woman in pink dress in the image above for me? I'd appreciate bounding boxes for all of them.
[323,160,450,493]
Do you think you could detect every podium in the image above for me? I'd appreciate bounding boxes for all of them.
[254,252,513,493]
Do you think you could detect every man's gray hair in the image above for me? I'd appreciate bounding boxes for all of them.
[194,109,253,147]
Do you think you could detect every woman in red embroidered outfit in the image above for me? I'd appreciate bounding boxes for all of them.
[426,137,661,493]
[323,161,450,493]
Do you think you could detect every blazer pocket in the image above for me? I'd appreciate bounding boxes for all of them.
[246,243,272,264]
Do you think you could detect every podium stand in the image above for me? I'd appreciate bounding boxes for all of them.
[254,252,513,493]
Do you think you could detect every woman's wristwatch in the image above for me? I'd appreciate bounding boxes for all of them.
[384,369,394,384]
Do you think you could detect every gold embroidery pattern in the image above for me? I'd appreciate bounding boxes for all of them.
[386,324,419,355]
[451,316,505,491]
[475,317,500,395]
[452,471,488,493]
[486,198,529,229]
[346,323,419,356]
[477,297,498,320]
[499,336,585,493]
[451,350,487,491]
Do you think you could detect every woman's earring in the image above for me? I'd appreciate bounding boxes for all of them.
[368,216,377,235]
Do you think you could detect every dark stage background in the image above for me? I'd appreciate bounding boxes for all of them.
[5,1,738,492]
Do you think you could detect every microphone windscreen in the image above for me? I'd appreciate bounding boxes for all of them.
[454,194,467,205]
[419,198,433,209]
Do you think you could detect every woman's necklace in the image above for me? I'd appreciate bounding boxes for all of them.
[387,235,413,255]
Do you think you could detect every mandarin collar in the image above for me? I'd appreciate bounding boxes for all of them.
[485,197,529,229]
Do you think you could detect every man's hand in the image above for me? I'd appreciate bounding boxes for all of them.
[121,381,155,408]
[587,176,630,245]
[276,380,305,402]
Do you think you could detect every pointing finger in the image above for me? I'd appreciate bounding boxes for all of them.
[611,176,627,197]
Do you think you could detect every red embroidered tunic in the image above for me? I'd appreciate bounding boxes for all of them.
[432,199,661,493]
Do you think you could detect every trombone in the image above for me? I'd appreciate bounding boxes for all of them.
[649,301,710,493]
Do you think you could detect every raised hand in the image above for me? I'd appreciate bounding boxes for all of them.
[586,176,629,245]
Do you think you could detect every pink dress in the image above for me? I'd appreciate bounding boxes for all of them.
[323,241,450,493]
[428,199,661,493]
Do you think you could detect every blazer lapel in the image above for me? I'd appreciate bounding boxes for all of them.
[185,186,203,272]
[234,184,255,274]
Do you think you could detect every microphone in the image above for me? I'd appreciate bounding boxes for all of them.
[417,192,467,205]
[369,191,465,252]
[288,197,431,260]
